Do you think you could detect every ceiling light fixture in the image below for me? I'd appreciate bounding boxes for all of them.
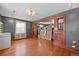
[27,9,36,16]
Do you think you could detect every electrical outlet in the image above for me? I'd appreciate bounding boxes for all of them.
[72,41,76,43]
[72,45,76,48]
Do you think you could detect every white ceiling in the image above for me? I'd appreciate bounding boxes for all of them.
[0,3,79,21]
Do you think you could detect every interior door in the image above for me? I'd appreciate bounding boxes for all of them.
[53,16,65,46]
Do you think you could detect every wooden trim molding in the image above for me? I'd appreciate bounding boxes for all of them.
[32,23,38,37]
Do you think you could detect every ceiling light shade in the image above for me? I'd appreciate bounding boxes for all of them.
[27,9,36,16]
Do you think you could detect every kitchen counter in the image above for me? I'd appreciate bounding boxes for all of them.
[0,32,11,35]
[0,32,11,50]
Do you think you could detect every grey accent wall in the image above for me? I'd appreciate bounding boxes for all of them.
[1,16,32,39]
[26,22,32,37]
[66,8,79,48]
[2,17,15,39]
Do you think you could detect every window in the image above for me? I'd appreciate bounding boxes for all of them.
[15,20,26,34]
[58,18,64,30]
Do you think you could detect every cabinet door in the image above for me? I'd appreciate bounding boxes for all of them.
[2,36,11,49]
[0,35,11,50]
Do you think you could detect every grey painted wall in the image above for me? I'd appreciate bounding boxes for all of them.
[2,17,15,39]
[1,16,32,39]
[66,8,79,48]
[26,22,32,37]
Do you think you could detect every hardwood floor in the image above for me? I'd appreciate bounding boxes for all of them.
[0,37,79,56]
